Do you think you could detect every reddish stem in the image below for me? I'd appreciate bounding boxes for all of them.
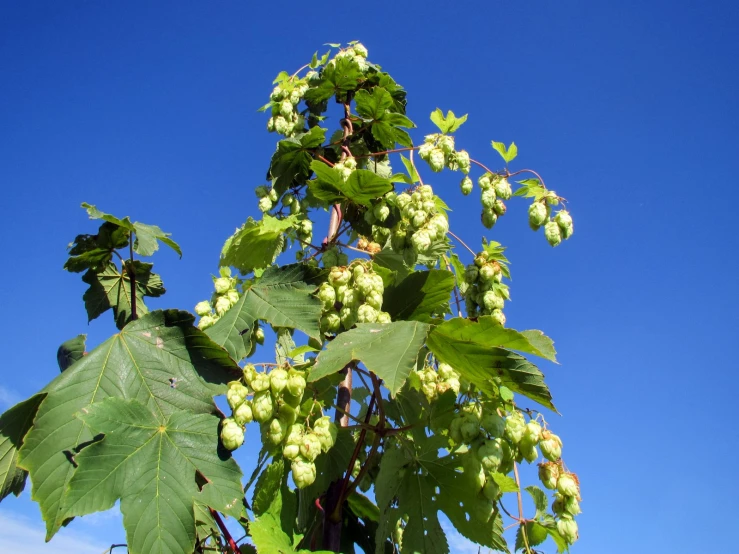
[208,508,241,554]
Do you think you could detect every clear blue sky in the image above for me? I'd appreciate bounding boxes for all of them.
[1,1,737,552]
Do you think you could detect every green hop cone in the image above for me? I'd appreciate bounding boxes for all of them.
[482,290,505,311]
[194,301,212,317]
[505,412,526,444]
[340,287,359,308]
[557,516,579,545]
[460,176,474,195]
[251,372,271,393]
[197,315,216,330]
[464,264,479,284]
[357,303,379,323]
[226,381,249,410]
[277,403,298,425]
[481,189,497,209]
[538,462,560,490]
[233,401,253,425]
[476,439,504,473]
[528,202,549,229]
[429,148,445,172]
[481,209,498,229]
[410,229,432,253]
[552,493,566,516]
[252,390,275,423]
[220,418,244,451]
[463,453,486,491]
[377,311,392,324]
[454,150,471,174]
[520,442,539,463]
[254,326,265,345]
[321,310,341,333]
[269,368,289,393]
[564,495,581,516]
[287,369,307,397]
[365,290,383,310]
[215,296,231,316]
[493,178,512,200]
[411,210,427,229]
[339,305,358,329]
[291,457,317,489]
[460,414,481,443]
[481,412,505,437]
[372,225,391,245]
[438,135,455,155]
[544,220,563,247]
[437,363,457,380]
[227,290,240,304]
[555,210,574,239]
[214,277,231,295]
[421,381,438,402]
[373,202,390,222]
[242,363,257,385]
[492,199,507,216]
[299,432,322,462]
[478,173,492,190]
[490,309,506,326]
[482,479,500,501]
[258,196,273,213]
[472,495,494,523]
[267,417,288,445]
[540,430,563,461]
[449,416,463,444]
[328,267,351,287]
[314,419,337,452]
[418,184,434,201]
[522,420,543,445]
[557,472,580,498]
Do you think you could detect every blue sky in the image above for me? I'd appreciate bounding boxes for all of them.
[1,1,738,552]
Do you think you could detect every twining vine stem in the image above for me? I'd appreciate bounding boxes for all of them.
[129,239,137,320]
[209,508,242,554]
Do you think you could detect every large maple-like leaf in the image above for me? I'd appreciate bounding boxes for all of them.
[206,264,323,362]
[66,397,243,554]
[0,395,45,502]
[17,310,239,539]
[82,261,165,329]
[309,321,431,395]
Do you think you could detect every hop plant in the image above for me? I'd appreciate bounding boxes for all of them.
[557,472,580,499]
[557,516,579,545]
[528,202,549,229]
[233,401,253,425]
[226,381,249,410]
[540,429,563,461]
[538,462,560,490]
[504,411,526,444]
[252,390,275,422]
[292,458,317,489]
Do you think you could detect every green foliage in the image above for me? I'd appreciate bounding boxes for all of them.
[0,42,582,554]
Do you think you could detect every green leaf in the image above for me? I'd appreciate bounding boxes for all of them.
[515,521,548,551]
[383,270,454,323]
[56,334,86,372]
[342,170,394,207]
[64,222,130,273]
[252,458,285,516]
[304,56,363,103]
[513,179,546,200]
[427,317,556,410]
[132,222,182,258]
[250,510,334,554]
[490,472,519,493]
[206,264,323,362]
[525,485,549,518]
[268,134,323,192]
[491,141,517,164]
[80,203,181,257]
[355,87,393,120]
[220,215,297,275]
[347,491,380,523]
[545,525,569,553]
[18,310,239,539]
[0,394,45,502]
[308,160,345,204]
[429,318,557,362]
[82,261,165,330]
[309,321,432,395]
[65,397,243,554]
[430,108,467,133]
[400,154,420,184]
[507,141,518,163]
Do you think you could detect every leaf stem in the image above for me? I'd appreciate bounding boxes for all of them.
[443,255,463,318]
[209,508,242,554]
[128,239,137,320]
[447,230,476,256]
[513,463,532,554]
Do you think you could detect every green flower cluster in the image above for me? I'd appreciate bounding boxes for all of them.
[387,185,449,267]
[418,134,470,174]
[317,261,391,333]
[266,80,309,138]
[415,362,461,402]
[528,193,574,247]
[282,414,337,489]
[328,42,370,72]
[195,269,241,330]
[460,251,509,324]
[539,461,581,545]
[476,173,512,229]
